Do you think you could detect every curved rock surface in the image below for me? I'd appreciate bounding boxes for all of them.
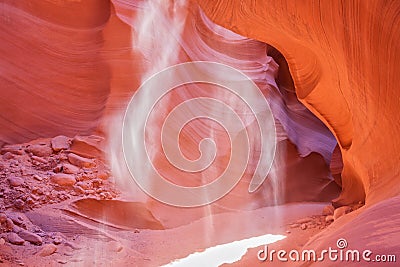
[0,0,110,144]
[0,0,398,207]
[0,0,398,263]
[196,0,400,262]
[104,0,338,217]
[0,0,337,211]
[197,0,400,206]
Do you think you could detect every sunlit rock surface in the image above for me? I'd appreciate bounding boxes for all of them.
[196,0,400,262]
[0,0,338,212]
[0,0,398,264]
[197,0,400,207]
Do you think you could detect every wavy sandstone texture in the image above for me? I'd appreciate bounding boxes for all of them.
[0,0,399,261]
[197,0,400,207]
[196,0,400,262]
[0,0,111,144]
[0,0,339,214]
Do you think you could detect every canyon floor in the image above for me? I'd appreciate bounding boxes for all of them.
[0,135,352,267]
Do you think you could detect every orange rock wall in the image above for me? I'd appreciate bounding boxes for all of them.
[2,0,398,209]
[196,0,400,205]
[0,0,111,144]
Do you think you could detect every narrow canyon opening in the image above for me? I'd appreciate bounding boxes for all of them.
[1,0,397,266]
[262,44,342,206]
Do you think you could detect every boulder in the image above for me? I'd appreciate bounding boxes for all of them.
[51,135,71,152]
[8,176,24,187]
[26,144,52,157]
[62,163,80,174]
[322,204,335,216]
[37,244,57,256]
[18,230,43,245]
[68,153,95,168]
[51,173,76,187]
[7,232,24,245]
[333,206,352,220]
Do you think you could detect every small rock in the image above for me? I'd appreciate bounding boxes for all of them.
[97,171,110,180]
[29,194,40,202]
[14,199,25,210]
[307,223,317,229]
[70,135,103,158]
[51,173,76,187]
[285,230,291,234]
[57,192,69,201]
[31,155,47,164]
[0,238,5,245]
[107,241,123,253]
[26,144,53,157]
[351,202,364,211]
[1,145,24,155]
[300,223,307,230]
[37,244,57,256]
[52,235,63,245]
[85,190,95,195]
[8,176,24,187]
[5,218,14,231]
[62,163,80,174]
[99,192,112,200]
[53,164,63,173]
[289,223,300,228]
[68,153,95,168]
[7,232,24,245]
[78,173,94,181]
[73,185,85,195]
[322,205,335,216]
[333,206,352,220]
[325,215,334,222]
[32,174,43,181]
[13,224,22,233]
[18,230,43,245]
[51,135,70,152]
[7,213,26,225]
[0,213,7,223]
[296,217,312,224]
[25,197,34,205]
[57,259,68,264]
[75,181,90,190]
[2,152,14,160]
[91,179,103,188]
[32,187,43,195]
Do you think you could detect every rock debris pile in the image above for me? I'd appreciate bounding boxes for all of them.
[0,135,119,262]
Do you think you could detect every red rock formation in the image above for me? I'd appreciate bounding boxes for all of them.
[1,0,398,206]
[1,0,398,264]
[0,0,110,144]
[196,0,400,263]
[196,0,400,206]
[103,0,339,222]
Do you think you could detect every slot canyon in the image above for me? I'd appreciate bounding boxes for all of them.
[0,0,399,266]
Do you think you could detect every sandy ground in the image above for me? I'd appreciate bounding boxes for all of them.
[0,136,344,266]
[1,200,330,266]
